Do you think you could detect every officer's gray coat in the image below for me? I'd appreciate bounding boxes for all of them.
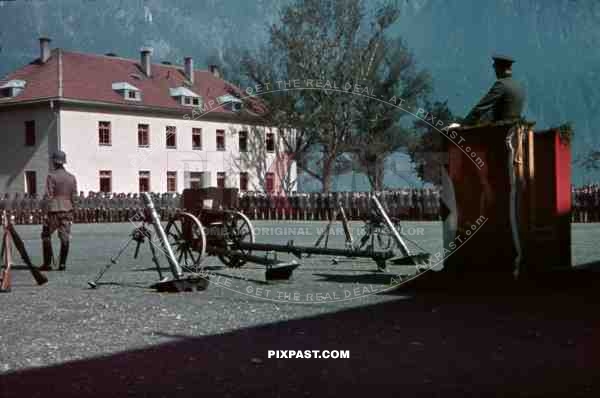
[464,76,526,124]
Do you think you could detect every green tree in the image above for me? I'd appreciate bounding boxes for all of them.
[241,0,422,192]
[344,36,431,190]
[408,100,457,186]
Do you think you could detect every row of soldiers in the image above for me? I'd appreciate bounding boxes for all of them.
[572,185,600,223]
[0,192,180,224]
[0,189,443,224]
[6,186,600,224]
[238,189,442,221]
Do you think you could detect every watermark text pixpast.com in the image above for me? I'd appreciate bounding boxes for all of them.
[268,350,350,359]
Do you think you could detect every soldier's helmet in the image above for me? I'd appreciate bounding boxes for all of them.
[51,150,67,165]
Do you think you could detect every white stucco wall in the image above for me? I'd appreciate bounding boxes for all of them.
[59,107,297,193]
[0,104,58,194]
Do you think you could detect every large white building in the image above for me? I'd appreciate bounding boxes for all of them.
[0,38,296,195]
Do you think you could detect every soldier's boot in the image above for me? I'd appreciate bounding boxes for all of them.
[58,242,69,271]
[40,233,54,271]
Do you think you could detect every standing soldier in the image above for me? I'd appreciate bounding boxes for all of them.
[240,190,249,217]
[246,191,254,220]
[422,188,431,221]
[570,186,576,223]
[131,193,141,220]
[329,192,337,221]
[89,191,97,223]
[306,192,314,221]
[80,191,88,223]
[298,192,306,221]
[433,187,441,221]
[124,193,133,221]
[75,191,84,223]
[116,193,124,222]
[463,55,525,125]
[31,193,41,224]
[0,193,5,216]
[314,193,322,221]
[11,193,21,224]
[39,151,77,271]
[290,191,298,221]
[96,192,103,223]
[24,193,34,224]
[355,192,364,220]
[269,192,276,220]
[593,185,600,222]
[4,193,13,222]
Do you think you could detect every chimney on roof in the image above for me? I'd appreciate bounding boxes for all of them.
[39,37,51,63]
[209,64,220,79]
[140,47,153,77]
[184,57,194,84]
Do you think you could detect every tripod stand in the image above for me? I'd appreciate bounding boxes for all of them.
[88,222,165,288]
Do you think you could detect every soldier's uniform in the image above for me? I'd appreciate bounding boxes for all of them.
[268,193,276,220]
[30,194,40,224]
[464,54,526,125]
[432,188,441,221]
[22,194,33,224]
[305,193,312,221]
[11,193,21,224]
[40,151,77,271]
[88,192,97,223]
[0,194,6,218]
[131,193,141,220]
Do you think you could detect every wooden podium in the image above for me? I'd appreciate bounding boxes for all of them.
[442,121,571,277]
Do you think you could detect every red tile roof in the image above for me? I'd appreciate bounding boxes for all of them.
[0,49,264,118]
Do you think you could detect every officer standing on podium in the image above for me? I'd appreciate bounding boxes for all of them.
[463,54,526,125]
[39,150,78,271]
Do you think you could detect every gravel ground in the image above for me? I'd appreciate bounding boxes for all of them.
[1,221,599,397]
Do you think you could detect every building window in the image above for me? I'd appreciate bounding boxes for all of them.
[266,131,275,152]
[24,120,35,147]
[216,129,225,151]
[265,172,274,192]
[139,171,150,192]
[192,128,202,150]
[167,171,177,193]
[138,124,150,147]
[184,97,192,105]
[239,131,247,152]
[99,170,112,193]
[192,97,200,106]
[99,121,111,146]
[217,172,226,189]
[239,172,248,191]
[128,90,137,99]
[24,171,36,195]
[189,172,204,189]
[166,126,177,148]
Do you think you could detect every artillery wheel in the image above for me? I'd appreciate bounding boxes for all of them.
[165,212,206,271]
[218,211,255,268]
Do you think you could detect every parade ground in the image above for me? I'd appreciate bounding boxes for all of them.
[1,221,600,397]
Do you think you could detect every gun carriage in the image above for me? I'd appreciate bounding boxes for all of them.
[164,188,429,278]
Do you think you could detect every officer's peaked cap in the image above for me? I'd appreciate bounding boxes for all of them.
[51,150,67,164]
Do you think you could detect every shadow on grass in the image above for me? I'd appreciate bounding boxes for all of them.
[2,281,600,397]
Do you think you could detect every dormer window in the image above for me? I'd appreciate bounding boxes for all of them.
[0,80,26,98]
[169,86,202,107]
[217,94,243,112]
[112,82,141,101]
